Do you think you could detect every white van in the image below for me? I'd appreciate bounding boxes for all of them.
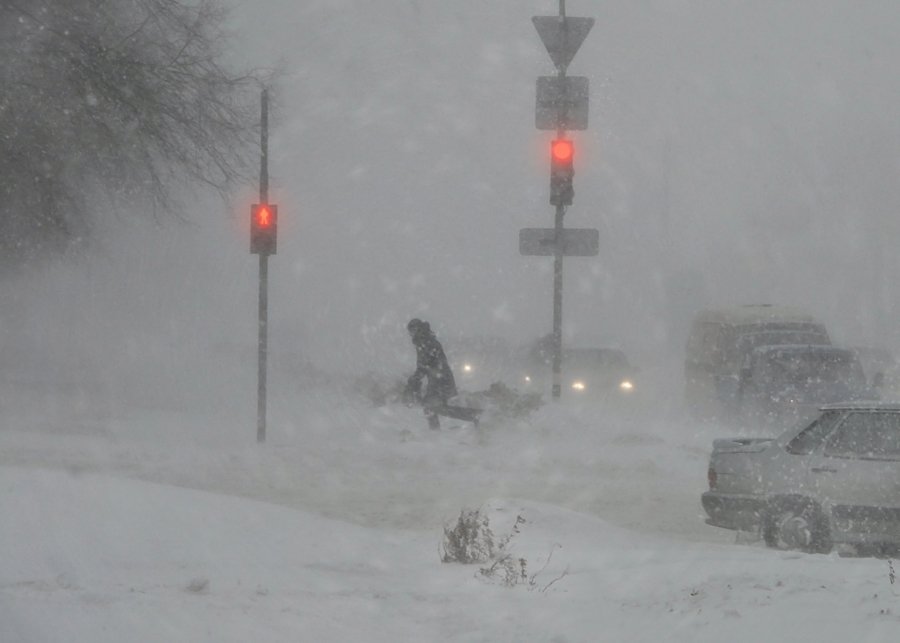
[684,305,831,419]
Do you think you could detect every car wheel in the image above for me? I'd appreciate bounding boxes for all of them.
[762,499,832,554]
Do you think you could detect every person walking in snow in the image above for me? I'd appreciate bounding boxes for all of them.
[403,318,479,429]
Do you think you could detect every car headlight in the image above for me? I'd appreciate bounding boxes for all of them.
[619,380,634,392]
[571,380,586,392]
[523,375,532,383]
[462,363,473,374]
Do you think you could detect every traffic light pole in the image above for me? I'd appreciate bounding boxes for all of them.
[257,88,270,443]
[552,202,564,400]
[258,253,269,442]
[551,0,568,401]
[528,1,594,401]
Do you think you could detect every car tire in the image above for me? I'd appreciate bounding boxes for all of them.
[762,498,832,554]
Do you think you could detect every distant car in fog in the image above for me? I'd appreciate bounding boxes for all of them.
[520,337,638,399]
[684,305,831,420]
[737,345,874,426]
[444,336,518,391]
[702,403,900,554]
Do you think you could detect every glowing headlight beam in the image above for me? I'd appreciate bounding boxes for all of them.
[571,381,586,391]
[619,380,634,392]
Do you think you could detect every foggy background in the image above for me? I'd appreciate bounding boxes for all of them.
[3,0,900,427]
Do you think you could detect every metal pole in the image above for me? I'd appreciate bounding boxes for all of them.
[261,89,269,202]
[258,254,268,442]
[552,204,564,400]
[257,88,269,443]
[551,1,567,401]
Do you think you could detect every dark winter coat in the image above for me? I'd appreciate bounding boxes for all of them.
[407,327,457,404]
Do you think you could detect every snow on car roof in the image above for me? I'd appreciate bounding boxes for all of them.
[819,401,900,411]
[693,305,823,326]
[749,344,851,357]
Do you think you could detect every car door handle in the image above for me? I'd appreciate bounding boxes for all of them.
[811,467,838,473]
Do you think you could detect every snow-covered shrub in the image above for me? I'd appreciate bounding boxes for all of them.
[478,554,528,587]
[440,510,529,566]
[441,509,496,563]
[441,510,568,591]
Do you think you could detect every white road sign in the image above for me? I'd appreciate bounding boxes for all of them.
[536,76,589,130]
[532,16,595,70]
[519,228,599,257]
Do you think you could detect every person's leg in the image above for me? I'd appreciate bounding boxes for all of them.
[422,391,444,429]
[423,396,442,429]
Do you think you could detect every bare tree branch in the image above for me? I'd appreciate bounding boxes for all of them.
[0,0,268,267]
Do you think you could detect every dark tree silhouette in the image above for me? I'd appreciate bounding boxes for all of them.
[0,0,264,265]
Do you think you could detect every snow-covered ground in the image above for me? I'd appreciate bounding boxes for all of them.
[4,0,900,640]
[4,377,900,642]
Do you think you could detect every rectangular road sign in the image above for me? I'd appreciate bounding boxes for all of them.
[519,227,599,257]
[536,76,589,130]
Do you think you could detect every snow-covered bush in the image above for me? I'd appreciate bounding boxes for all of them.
[442,509,567,591]
[478,553,528,588]
[440,509,497,564]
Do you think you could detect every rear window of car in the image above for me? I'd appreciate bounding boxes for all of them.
[786,410,845,455]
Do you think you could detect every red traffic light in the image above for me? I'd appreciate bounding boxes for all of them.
[256,205,272,227]
[551,139,574,162]
[549,139,575,206]
[250,203,277,255]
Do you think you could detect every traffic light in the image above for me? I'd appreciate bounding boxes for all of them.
[549,138,574,206]
[250,203,277,255]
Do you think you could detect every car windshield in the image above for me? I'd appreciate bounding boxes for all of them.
[562,349,628,370]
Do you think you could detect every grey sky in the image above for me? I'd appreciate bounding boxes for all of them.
[6,1,900,398]
[216,1,900,374]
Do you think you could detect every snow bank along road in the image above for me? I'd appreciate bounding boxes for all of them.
[0,383,733,546]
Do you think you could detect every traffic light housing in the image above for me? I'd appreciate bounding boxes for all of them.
[250,203,277,255]
[549,139,574,206]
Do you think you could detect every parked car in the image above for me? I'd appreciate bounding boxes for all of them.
[520,336,638,399]
[702,403,900,553]
[737,345,873,426]
[684,305,831,420]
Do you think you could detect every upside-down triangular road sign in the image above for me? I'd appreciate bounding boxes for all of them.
[532,16,594,70]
